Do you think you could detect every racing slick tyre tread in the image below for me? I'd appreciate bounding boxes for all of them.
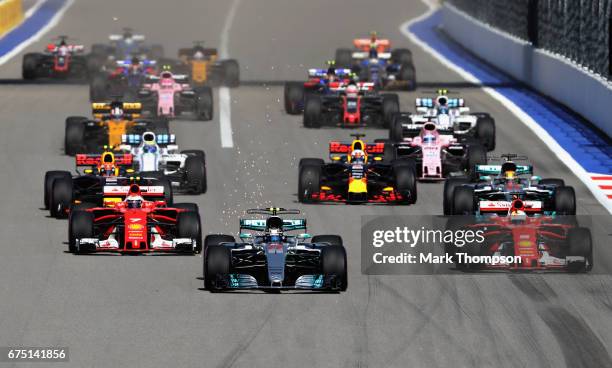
[392,48,413,65]
[390,117,404,142]
[398,63,416,91]
[22,53,39,80]
[298,158,325,170]
[161,178,173,206]
[204,234,236,256]
[443,177,469,216]
[452,186,475,215]
[177,211,201,253]
[467,144,487,180]
[65,117,87,156]
[321,245,348,291]
[555,186,576,215]
[539,178,565,188]
[204,245,231,291]
[476,116,496,151]
[567,227,593,272]
[311,235,343,247]
[222,59,240,87]
[185,155,207,194]
[180,150,206,162]
[174,203,200,213]
[196,86,214,121]
[298,164,322,203]
[335,48,353,68]
[284,82,305,115]
[392,160,417,204]
[381,94,400,129]
[303,95,322,128]
[69,210,94,254]
[44,170,71,210]
[50,176,73,219]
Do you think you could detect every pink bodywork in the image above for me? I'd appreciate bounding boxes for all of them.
[405,122,456,180]
[143,73,190,117]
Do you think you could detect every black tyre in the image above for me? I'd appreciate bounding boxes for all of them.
[196,87,213,121]
[467,144,487,180]
[303,95,322,128]
[311,235,343,246]
[44,171,71,210]
[178,211,201,253]
[452,186,475,215]
[181,149,206,162]
[443,177,469,216]
[222,59,240,87]
[383,140,396,163]
[69,210,94,253]
[161,178,173,206]
[50,176,73,218]
[65,116,87,155]
[22,53,40,80]
[70,202,96,212]
[204,234,235,257]
[174,202,199,213]
[298,164,322,203]
[392,48,413,64]
[476,116,496,151]
[539,178,565,188]
[381,94,400,128]
[89,73,107,101]
[335,48,353,68]
[567,227,592,272]
[389,116,404,142]
[298,158,324,169]
[204,245,231,290]
[555,186,576,215]
[185,155,207,194]
[393,160,417,204]
[398,63,416,91]
[284,82,305,114]
[321,245,347,291]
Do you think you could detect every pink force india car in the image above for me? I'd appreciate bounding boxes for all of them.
[384,122,487,181]
[138,70,213,121]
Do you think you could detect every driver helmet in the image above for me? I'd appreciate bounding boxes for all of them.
[125,194,144,208]
[326,67,336,82]
[99,152,117,176]
[423,134,436,144]
[266,216,284,242]
[346,83,359,98]
[351,149,366,164]
[501,162,517,180]
[110,106,124,120]
[142,132,157,152]
[193,50,204,60]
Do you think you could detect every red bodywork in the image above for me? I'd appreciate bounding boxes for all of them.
[46,43,83,73]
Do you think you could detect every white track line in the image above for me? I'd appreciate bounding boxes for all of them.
[400,0,612,215]
[0,0,75,66]
[218,0,240,148]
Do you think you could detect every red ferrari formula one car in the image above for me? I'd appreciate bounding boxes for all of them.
[68,184,201,254]
[445,199,592,272]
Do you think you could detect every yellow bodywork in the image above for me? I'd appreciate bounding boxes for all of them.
[90,102,141,149]
[190,60,209,84]
[348,178,368,194]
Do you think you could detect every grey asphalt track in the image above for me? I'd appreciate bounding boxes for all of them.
[0,1,611,367]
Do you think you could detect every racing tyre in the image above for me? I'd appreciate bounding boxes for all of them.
[44,171,71,210]
[185,155,207,194]
[69,210,94,254]
[174,203,199,213]
[443,177,469,216]
[476,116,496,151]
[181,149,206,162]
[222,59,240,87]
[567,227,593,272]
[298,158,324,169]
[389,116,404,142]
[321,245,347,291]
[554,186,576,215]
[284,82,305,114]
[298,164,322,203]
[383,140,396,163]
[381,94,400,128]
[204,245,231,291]
[65,116,87,155]
[398,63,416,91]
[22,53,40,80]
[160,178,173,206]
[393,160,417,204]
[539,178,565,188]
[392,48,413,65]
[303,95,322,128]
[196,87,213,121]
[311,235,343,247]
[467,144,487,180]
[452,186,475,215]
[204,234,235,256]
[50,176,73,219]
[335,48,353,68]
[89,73,107,101]
[177,211,201,253]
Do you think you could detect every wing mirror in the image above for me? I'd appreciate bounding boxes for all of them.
[297,233,311,240]
[84,169,93,174]
[126,168,135,174]
[239,233,253,240]
[530,175,541,182]
[479,175,491,182]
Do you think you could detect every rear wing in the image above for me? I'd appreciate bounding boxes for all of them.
[351,51,391,60]
[329,141,385,161]
[75,153,133,167]
[92,102,142,119]
[475,164,533,176]
[102,184,165,199]
[121,133,176,146]
[239,218,307,232]
[307,68,352,78]
[116,59,156,68]
[415,97,464,108]
[178,47,217,59]
[330,82,374,92]
[353,38,390,52]
[109,34,145,41]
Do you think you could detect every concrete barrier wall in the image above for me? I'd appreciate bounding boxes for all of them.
[0,0,24,37]
[442,3,612,138]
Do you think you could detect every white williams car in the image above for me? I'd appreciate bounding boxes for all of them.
[119,131,206,194]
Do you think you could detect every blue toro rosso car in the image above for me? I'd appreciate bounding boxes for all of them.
[443,154,576,216]
[203,208,347,292]
[284,66,352,114]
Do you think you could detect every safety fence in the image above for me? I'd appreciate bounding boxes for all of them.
[448,0,612,80]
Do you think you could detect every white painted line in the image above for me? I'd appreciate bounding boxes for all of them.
[400,0,612,215]
[217,0,240,148]
[0,0,75,66]
[25,0,46,18]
